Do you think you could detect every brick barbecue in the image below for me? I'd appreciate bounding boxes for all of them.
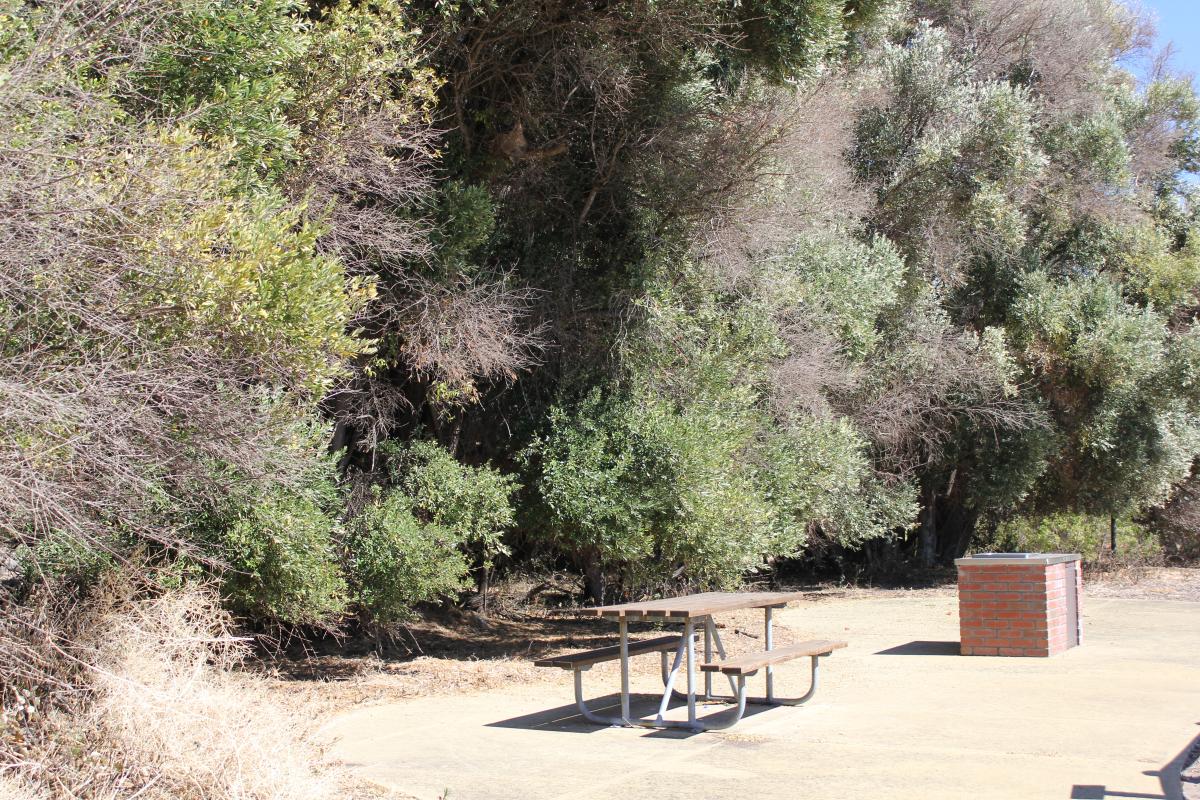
[955,553,1083,657]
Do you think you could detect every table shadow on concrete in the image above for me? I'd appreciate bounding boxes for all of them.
[1069,723,1200,800]
[1071,786,1166,799]
[874,640,961,656]
[486,692,771,736]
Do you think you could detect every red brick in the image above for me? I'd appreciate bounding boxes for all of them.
[963,646,999,656]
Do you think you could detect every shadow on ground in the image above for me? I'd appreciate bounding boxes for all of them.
[485,691,772,737]
[874,640,961,656]
[1071,787,1166,799]
[265,611,679,681]
[1071,722,1200,800]
[266,593,839,682]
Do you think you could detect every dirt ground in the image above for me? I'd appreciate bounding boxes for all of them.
[1083,565,1200,602]
[260,567,1200,799]
[260,567,1200,713]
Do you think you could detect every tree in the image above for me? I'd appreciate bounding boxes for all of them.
[848,2,1200,563]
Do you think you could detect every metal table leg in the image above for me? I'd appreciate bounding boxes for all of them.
[743,655,822,706]
[703,621,712,700]
[655,634,686,724]
[573,667,624,726]
[765,606,775,703]
[573,659,752,732]
[704,617,741,698]
[684,617,697,726]
[619,616,631,724]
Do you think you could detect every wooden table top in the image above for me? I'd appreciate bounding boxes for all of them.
[569,591,808,620]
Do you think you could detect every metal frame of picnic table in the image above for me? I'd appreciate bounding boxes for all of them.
[570,591,819,732]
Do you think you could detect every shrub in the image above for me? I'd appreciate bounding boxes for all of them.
[532,388,785,597]
[387,440,519,577]
[1,2,376,591]
[137,176,376,396]
[760,418,917,550]
[193,421,349,627]
[210,489,349,627]
[347,490,471,622]
[16,531,117,587]
[530,390,663,597]
[782,232,905,359]
[734,0,850,81]
[1157,523,1200,563]
[1010,273,1200,514]
[984,512,1161,565]
[129,0,308,187]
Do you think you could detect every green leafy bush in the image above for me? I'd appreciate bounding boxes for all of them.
[347,490,471,622]
[213,490,348,626]
[0,0,380,614]
[134,157,375,396]
[530,390,665,594]
[531,386,909,597]
[130,0,307,186]
[733,0,849,81]
[853,23,1046,269]
[195,429,349,626]
[1010,273,1200,513]
[983,513,1161,565]
[760,419,917,549]
[783,233,905,359]
[17,531,118,586]
[387,440,518,573]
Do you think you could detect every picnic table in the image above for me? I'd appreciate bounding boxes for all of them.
[535,591,847,732]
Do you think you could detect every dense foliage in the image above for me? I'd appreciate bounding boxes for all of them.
[3,0,1199,629]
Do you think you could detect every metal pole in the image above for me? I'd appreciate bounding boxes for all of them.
[765,606,775,703]
[619,616,631,723]
[684,617,697,725]
[703,617,713,700]
[656,636,686,723]
[1110,515,1117,554]
[708,619,739,698]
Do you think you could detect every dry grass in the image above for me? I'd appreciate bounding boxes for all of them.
[1,586,367,800]
[0,775,43,800]
[83,590,339,800]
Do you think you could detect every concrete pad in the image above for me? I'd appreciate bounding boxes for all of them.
[324,593,1200,800]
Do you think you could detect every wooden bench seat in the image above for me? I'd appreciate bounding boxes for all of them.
[699,639,847,676]
[534,634,690,670]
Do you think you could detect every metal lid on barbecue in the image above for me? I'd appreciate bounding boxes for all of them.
[954,552,1081,565]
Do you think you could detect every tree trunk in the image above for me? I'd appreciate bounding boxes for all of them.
[935,502,978,564]
[582,553,606,605]
[918,489,938,568]
[329,394,357,472]
[480,565,490,617]
[915,467,979,566]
